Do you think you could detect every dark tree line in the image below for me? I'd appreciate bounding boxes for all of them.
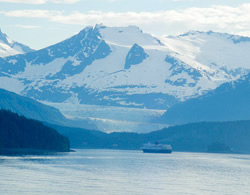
[0,109,70,152]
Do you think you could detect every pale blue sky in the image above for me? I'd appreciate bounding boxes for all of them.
[0,0,250,49]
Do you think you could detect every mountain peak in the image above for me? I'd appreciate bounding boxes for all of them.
[94,23,106,29]
[79,24,143,36]
[77,24,105,38]
[0,29,10,45]
[177,30,250,44]
[92,25,161,47]
[0,28,34,57]
[178,30,218,37]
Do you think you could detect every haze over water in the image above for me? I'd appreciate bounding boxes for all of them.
[0,149,250,195]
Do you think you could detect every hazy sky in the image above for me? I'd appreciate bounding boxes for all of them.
[0,0,250,49]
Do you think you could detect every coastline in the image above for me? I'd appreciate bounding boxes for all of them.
[0,148,71,155]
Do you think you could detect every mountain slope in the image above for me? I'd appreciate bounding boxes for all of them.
[0,88,66,125]
[0,28,33,57]
[0,25,249,110]
[0,88,95,129]
[158,73,250,125]
[146,120,250,153]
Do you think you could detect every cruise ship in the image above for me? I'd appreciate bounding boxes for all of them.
[142,142,172,153]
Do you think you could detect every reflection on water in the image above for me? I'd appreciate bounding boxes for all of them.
[0,150,250,195]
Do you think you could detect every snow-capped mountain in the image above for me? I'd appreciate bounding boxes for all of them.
[0,25,249,110]
[0,28,33,57]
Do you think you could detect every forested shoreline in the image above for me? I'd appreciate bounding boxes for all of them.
[0,110,70,154]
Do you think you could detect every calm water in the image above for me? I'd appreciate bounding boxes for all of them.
[0,149,250,195]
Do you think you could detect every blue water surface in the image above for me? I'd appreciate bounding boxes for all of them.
[0,149,250,195]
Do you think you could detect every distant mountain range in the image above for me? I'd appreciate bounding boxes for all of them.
[50,120,250,154]
[0,28,33,57]
[158,73,250,125]
[0,25,249,111]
